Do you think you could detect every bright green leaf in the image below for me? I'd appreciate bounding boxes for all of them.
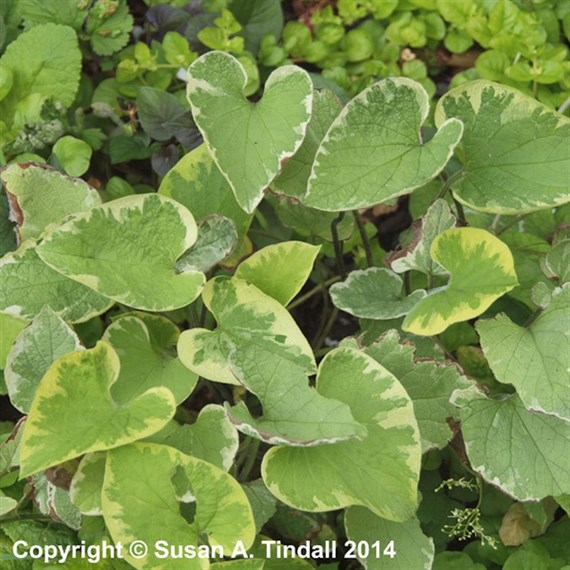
[452,387,570,501]
[435,81,570,214]
[235,241,320,305]
[262,347,421,521]
[176,215,237,273]
[271,89,342,199]
[0,23,81,132]
[5,306,82,413]
[403,228,518,336]
[187,51,312,213]
[103,314,198,405]
[36,194,205,312]
[0,241,113,323]
[178,277,315,385]
[388,199,456,276]
[477,285,570,421]
[304,78,463,211]
[345,507,434,569]
[0,493,17,516]
[0,163,101,242]
[102,442,255,569]
[19,342,176,477]
[331,267,426,320]
[86,0,133,56]
[52,136,93,177]
[227,345,365,445]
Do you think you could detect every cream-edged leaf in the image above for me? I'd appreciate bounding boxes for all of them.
[187,51,313,213]
[36,194,205,311]
[403,228,518,335]
[262,347,421,521]
[235,241,320,306]
[304,78,463,211]
[19,342,176,477]
[102,442,255,570]
[435,80,570,214]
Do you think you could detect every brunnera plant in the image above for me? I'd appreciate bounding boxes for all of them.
[0,50,568,570]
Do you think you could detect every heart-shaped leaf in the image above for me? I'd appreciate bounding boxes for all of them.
[403,228,518,336]
[36,194,205,311]
[148,404,239,471]
[235,241,320,305]
[102,442,255,570]
[452,387,570,501]
[226,345,365,446]
[0,241,113,323]
[331,267,426,320]
[304,78,463,211]
[19,342,176,477]
[178,277,315,385]
[262,347,421,521]
[477,285,570,421]
[435,81,570,214]
[187,51,313,213]
[103,314,198,405]
[5,306,83,413]
[0,163,101,242]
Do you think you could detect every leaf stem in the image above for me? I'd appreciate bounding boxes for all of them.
[495,213,529,236]
[331,212,346,279]
[287,276,342,310]
[558,95,570,114]
[437,170,464,199]
[452,196,467,225]
[353,211,374,267]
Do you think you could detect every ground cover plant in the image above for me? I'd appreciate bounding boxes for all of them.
[0,1,569,569]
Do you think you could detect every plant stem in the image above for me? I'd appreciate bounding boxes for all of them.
[287,276,342,310]
[437,170,464,199]
[452,196,467,225]
[558,95,570,114]
[403,271,412,295]
[331,212,346,279]
[313,307,339,351]
[353,211,374,267]
[0,514,53,524]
